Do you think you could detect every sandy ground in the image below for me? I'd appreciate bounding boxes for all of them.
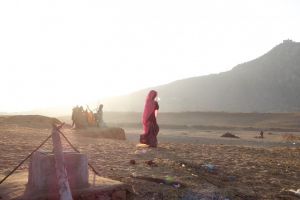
[0,118,300,199]
[125,128,300,148]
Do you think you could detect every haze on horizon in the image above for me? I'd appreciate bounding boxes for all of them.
[1,0,299,113]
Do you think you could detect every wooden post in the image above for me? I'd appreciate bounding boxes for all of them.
[52,124,73,200]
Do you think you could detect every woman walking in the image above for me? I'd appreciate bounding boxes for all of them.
[140,90,159,147]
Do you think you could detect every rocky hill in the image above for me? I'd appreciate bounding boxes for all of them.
[103,40,300,112]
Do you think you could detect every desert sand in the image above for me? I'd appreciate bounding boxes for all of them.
[0,115,299,200]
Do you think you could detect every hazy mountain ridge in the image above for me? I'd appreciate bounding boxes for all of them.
[103,40,300,112]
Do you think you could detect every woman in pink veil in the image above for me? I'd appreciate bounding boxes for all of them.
[140,90,159,147]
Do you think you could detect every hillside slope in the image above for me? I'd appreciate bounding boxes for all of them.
[103,40,300,112]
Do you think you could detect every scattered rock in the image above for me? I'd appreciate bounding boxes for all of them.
[129,160,136,165]
[202,164,217,173]
[221,132,239,138]
[145,160,157,167]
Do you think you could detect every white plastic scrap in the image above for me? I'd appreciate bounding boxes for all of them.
[289,189,300,196]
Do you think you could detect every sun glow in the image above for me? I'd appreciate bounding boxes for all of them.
[1,0,300,113]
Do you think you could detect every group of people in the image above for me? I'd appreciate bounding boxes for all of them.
[71,104,105,129]
[70,90,160,148]
[70,90,271,148]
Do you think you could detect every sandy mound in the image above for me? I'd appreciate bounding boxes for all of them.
[221,132,240,138]
[0,115,61,128]
[74,127,126,140]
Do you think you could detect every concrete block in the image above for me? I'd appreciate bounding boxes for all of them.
[27,151,89,193]
[0,172,132,200]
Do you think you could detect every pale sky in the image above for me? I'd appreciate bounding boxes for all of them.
[0,0,299,112]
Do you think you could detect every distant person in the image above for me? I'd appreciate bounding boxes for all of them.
[79,106,84,114]
[95,104,105,128]
[71,106,77,128]
[86,105,96,126]
[72,105,88,129]
[140,90,160,147]
[260,130,264,138]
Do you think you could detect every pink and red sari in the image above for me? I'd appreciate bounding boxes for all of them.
[140,90,159,147]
